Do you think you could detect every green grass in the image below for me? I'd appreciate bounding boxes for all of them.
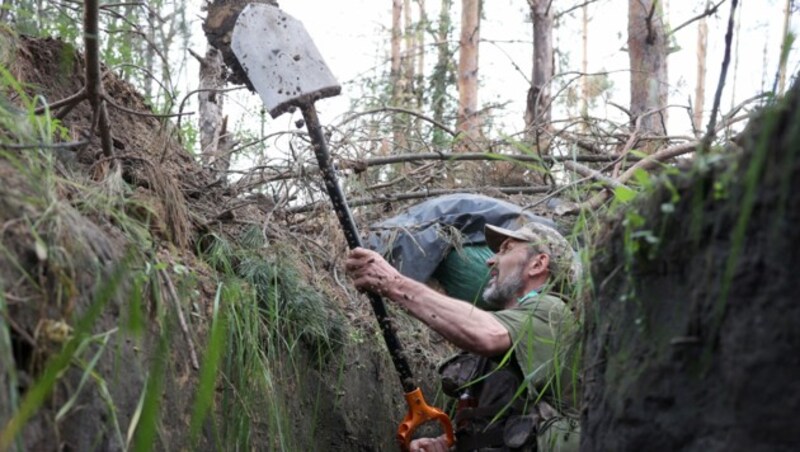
[0,65,354,451]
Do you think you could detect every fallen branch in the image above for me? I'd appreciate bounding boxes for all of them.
[559,141,701,215]
[286,186,553,214]
[34,88,87,115]
[339,151,643,170]
[562,160,627,189]
[227,151,644,195]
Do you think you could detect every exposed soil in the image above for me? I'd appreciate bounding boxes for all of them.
[582,82,800,451]
[0,34,448,451]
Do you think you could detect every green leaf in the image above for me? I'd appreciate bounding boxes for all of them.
[613,186,637,203]
[632,168,651,188]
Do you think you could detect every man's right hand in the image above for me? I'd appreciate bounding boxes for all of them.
[345,247,403,296]
[409,434,451,452]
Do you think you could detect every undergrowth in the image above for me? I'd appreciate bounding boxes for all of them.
[0,65,351,451]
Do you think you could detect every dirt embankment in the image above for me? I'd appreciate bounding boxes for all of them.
[582,83,800,451]
[1,34,446,451]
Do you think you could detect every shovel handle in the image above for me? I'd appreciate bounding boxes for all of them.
[397,388,455,451]
[301,103,417,392]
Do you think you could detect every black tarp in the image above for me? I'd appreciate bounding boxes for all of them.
[364,194,556,283]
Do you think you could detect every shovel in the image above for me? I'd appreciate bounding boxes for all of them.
[230,4,454,449]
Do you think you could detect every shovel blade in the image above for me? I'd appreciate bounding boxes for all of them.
[231,3,341,118]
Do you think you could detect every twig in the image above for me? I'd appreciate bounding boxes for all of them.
[226,152,644,193]
[287,186,553,214]
[111,63,172,97]
[558,141,700,215]
[339,106,459,137]
[554,0,601,21]
[159,268,199,370]
[102,94,193,118]
[34,88,87,115]
[701,0,740,152]
[669,0,727,37]
[339,151,643,169]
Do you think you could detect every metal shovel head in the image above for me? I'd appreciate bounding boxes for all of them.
[231,3,341,118]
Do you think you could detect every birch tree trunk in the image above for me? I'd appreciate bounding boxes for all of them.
[195,46,228,174]
[525,0,554,143]
[628,0,669,140]
[693,5,708,135]
[456,0,481,151]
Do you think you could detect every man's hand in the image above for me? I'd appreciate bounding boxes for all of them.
[409,435,451,452]
[345,247,403,296]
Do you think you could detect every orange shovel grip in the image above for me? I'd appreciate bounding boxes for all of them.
[396,387,455,451]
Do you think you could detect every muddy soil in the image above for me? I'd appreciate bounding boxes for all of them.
[582,83,800,451]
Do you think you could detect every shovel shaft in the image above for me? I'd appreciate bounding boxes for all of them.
[301,104,416,393]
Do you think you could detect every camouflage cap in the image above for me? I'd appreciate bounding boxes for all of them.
[485,222,580,285]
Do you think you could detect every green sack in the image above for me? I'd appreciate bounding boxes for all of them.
[432,245,495,310]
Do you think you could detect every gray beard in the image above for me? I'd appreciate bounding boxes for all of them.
[482,265,525,309]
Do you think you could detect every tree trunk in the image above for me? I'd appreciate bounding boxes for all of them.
[693,4,708,135]
[416,0,427,110]
[525,0,554,143]
[431,0,453,147]
[143,5,156,101]
[627,0,669,140]
[456,0,481,151]
[391,0,407,150]
[196,46,228,174]
[581,2,589,123]
[403,0,414,105]
[777,0,792,95]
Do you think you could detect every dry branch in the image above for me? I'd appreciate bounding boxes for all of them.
[340,106,458,137]
[562,160,627,189]
[701,0,740,151]
[287,186,552,214]
[669,0,727,37]
[339,152,642,169]
[227,152,643,195]
[85,0,114,158]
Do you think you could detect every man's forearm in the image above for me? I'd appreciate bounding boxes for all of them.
[387,276,511,356]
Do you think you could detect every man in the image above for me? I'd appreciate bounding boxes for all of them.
[346,221,581,451]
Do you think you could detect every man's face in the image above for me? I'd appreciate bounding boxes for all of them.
[483,239,530,308]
